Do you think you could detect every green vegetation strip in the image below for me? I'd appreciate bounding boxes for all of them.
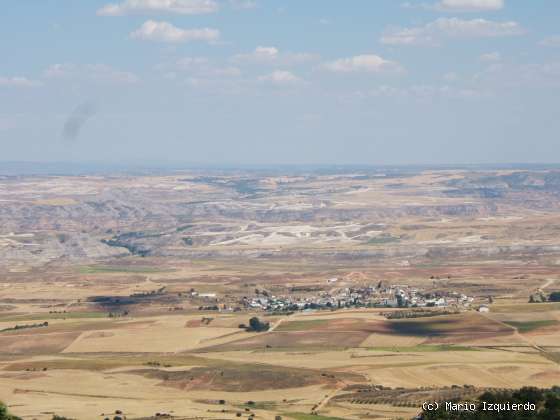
[504,320,559,333]
[275,319,330,331]
[0,312,107,322]
[0,322,48,333]
[237,401,278,410]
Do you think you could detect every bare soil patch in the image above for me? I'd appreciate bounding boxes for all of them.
[127,364,362,392]
[202,331,371,352]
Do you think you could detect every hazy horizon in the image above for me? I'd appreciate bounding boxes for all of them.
[3,160,560,178]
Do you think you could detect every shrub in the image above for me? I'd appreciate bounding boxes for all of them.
[0,402,22,420]
[246,317,269,332]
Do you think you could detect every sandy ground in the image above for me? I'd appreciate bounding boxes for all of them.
[0,369,329,420]
[63,316,243,353]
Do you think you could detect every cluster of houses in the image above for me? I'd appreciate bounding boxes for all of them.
[240,281,475,312]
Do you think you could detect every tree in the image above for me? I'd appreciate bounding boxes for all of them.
[549,291,560,302]
[511,386,544,405]
[247,317,270,332]
[0,402,22,420]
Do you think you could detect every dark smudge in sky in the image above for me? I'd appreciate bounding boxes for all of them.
[62,102,97,142]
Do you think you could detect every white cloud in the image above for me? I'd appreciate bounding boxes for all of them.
[258,70,302,85]
[155,54,244,84]
[175,57,210,70]
[97,0,218,16]
[480,51,501,62]
[181,76,245,94]
[163,57,241,77]
[473,60,560,89]
[403,0,504,12]
[435,0,504,11]
[539,36,560,47]
[0,76,42,88]
[246,46,279,61]
[233,46,318,65]
[44,63,139,84]
[368,84,485,100]
[323,54,403,73]
[229,0,257,10]
[381,18,524,46]
[130,20,220,43]
[212,66,242,77]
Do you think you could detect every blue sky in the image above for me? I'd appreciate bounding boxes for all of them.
[1,0,559,165]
